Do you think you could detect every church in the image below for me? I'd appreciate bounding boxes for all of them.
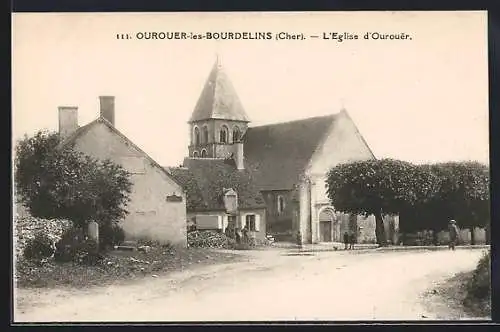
[169,59,399,245]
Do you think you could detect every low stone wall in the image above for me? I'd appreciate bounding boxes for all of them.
[409,227,488,246]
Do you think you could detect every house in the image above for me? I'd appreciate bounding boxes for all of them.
[168,158,267,242]
[176,58,398,244]
[58,96,187,247]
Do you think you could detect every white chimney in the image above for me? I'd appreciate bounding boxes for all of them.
[99,96,115,126]
[58,106,78,138]
[235,142,244,170]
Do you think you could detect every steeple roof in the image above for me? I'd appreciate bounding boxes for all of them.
[189,58,250,123]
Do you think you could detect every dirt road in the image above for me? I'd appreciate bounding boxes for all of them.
[14,248,488,322]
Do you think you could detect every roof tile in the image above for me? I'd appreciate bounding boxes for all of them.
[243,114,338,190]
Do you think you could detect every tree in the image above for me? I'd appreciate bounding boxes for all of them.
[423,162,490,244]
[14,130,133,247]
[326,158,439,246]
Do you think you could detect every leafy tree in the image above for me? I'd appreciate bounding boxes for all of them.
[422,162,490,244]
[14,130,133,247]
[326,158,439,246]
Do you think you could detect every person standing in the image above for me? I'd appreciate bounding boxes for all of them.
[343,231,349,250]
[448,219,459,250]
[349,232,356,250]
[242,224,249,244]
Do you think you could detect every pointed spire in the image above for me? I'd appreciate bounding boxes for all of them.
[189,57,250,123]
[340,98,346,111]
[215,53,221,68]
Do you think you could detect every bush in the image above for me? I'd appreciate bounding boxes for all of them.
[54,229,104,265]
[15,215,73,261]
[73,239,104,266]
[466,251,491,300]
[99,222,125,249]
[53,227,86,262]
[23,232,55,261]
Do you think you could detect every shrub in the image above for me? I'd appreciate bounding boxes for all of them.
[23,232,55,261]
[15,215,73,261]
[73,239,104,266]
[53,227,86,262]
[99,222,125,249]
[466,251,491,300]
[53,228,104,265]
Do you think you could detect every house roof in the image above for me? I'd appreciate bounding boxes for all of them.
[168,158,266,212]
[59,117,182,188]
[243,114,339,190]
[189,59,250,123]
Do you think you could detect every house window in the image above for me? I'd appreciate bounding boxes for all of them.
[193,151,199,158]
[194,127,200,146]
[201,149,207,158]
[245,214,256,231]
[220,125,228,143]
[277,195,285,215]
[233,127,240,143]
[228,215,237,226]
[202,126,209,144]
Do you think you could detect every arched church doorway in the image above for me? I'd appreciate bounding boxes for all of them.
[318,208,339,242]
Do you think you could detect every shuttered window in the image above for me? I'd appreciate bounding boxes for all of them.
[245,214,256,231]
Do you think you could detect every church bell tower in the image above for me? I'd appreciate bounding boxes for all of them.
[188,57,250,162]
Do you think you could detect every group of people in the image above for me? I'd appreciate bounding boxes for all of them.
[343,231,356,250]
[225,223,250,245]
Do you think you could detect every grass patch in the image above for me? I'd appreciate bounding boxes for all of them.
[15,246,243,289]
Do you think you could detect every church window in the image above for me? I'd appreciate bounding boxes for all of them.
[201,149,207,158]
[193,127,200,146]
[202,125,209,144]
[277,195,285,215]
[233,126,241,143]
[220,125,229,143]
[193,151,199,158]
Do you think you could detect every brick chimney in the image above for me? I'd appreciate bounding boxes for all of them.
[99,96,115,126]
[58,106,78,138]
[234,142,245,170]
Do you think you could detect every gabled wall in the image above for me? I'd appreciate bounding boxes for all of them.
[302,112,377,244]
[71,121,187,246]
[306,111,375,178]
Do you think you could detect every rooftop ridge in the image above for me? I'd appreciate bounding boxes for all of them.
[249,113,338,130]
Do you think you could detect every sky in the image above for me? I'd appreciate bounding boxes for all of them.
[12,11,489,167]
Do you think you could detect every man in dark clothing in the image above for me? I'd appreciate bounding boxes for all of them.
[343,232,349,250]
[448,220,459,250]
[349,232,356,250]
[242,225,249,244]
